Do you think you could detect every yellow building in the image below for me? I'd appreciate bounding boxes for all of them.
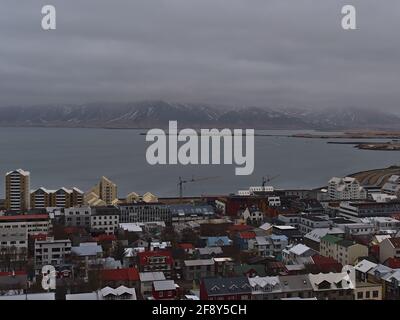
[320,234,368,265]
[5,169,30,211]
[84,176,118,206]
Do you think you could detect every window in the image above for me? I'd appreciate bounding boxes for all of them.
[357,292,363,299]
[373,291,379,298]
[366,291,370,299]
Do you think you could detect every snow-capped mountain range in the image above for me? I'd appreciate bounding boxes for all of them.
[0,101,399,130]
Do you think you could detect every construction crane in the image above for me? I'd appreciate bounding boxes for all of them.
[262,174,280,187]
[178,176,219,198]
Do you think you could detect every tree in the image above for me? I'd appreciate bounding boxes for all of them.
[112,241,126,263]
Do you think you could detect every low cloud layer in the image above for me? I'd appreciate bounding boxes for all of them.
[0,0,399,111]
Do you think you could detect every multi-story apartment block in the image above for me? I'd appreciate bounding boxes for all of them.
[137,250,174,277]
[63,206,92,228]
[5,169,30,211]
[0,214,50,236]
[320,235,368,265]
[119,203,171,223]
[328,177,367,200]
[339,201,400,218]
[90,206,120,234]
[34,237,72,269]
[30,187,84,209]
[382,175,400,196]
[85,176,118,206]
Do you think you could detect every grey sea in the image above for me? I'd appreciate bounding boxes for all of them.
[0,127,399,198]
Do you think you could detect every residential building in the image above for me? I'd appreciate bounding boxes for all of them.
[183,259,215,280]
[279,274,314,299]
[339,201,400,218]
[63,206,92,228]
[234,231,256,250]
[200,276,252,300]
[137,250,174,277]
[248,235,288,260]
[100,268,140,288]
[241,206,264,224]
[34,237,71,269]
[308,267,355,300]
[382,175,400,196]
[249,276,282,300]
[5,169,30,211]
[152,280,178,300]
[0,214,50,236]
[328,177,367,200]
[379,237,400,263]
[85,176,118,206]
[66,286,137,300]
[90,206,120,235]
[320,235,369,265]
[303,227,344,251]
[282,244,317,265]
[139,272,166,298]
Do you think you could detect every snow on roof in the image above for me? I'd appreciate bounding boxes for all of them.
[289,244,312,256]
[153,280,176,291]
[139,272,166,282]
[355,260,378,273]
[119,223,143,232]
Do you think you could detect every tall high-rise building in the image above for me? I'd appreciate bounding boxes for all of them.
[84,176,118,206]
[5,169,31,211]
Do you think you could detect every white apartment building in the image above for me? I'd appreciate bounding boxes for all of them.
[90,206,120,234]
[0,214,50,236]
[34,237,72,269]
[328,177,367,200]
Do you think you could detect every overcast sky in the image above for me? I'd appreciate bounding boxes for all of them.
[0,0,399,111]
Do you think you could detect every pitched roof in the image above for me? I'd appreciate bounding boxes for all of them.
[238,231,256,240]
[321,234,341,244]
[153,280,176,291]
[202,277,252,296]
[388,237,400,248]
[101,268,139,282]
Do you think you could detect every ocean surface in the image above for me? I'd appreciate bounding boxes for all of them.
[0,127,399,198]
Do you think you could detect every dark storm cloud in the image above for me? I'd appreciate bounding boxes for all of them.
[0,0,399,111]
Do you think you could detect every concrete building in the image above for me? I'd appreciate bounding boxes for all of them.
[34,237,71,269]
[0,214,50,236]
[320,235,369,265]
[119,203,171,223]
[379,237,400,263]
[328,177,367,200]
[90,206,120,235]
[85,176,118,206]
[64,206,92,228]
[5,169,30,211]
[30,187,84,209]
[339,201,400,218]
[382,175,400,196]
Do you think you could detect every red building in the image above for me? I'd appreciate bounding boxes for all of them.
[137,250,174,277]
[100,267,139,288]
[152,280,178,300]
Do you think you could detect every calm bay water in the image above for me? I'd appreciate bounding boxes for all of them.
[0,127,399,198]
